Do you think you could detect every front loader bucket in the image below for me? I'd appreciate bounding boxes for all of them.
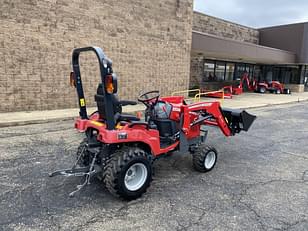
[222,108,256,134]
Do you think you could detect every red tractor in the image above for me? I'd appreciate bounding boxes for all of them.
[237,73,291,94]
[49,47,256,200]
[256,81,291,94]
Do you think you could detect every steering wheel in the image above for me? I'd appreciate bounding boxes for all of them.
[138,90,160,107]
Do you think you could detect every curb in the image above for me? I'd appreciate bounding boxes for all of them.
[0,116,76,128]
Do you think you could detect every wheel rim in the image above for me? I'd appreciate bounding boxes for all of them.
[124,163,148,191]
[204,151,216,169]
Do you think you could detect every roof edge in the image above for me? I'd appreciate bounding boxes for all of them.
[192,30,296,55]
[258,21,308,30]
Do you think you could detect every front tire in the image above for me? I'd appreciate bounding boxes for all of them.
[192,146,217,172]
[103,146,152,200]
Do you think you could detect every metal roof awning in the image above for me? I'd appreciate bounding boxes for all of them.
[192,31,296,64]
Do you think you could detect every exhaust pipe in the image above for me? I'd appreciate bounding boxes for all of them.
[222,108,256,134]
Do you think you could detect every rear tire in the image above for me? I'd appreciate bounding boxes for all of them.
[192,146,217,172]
[76,138,90,166]
[103,146,152,200]
[259,87,266,94]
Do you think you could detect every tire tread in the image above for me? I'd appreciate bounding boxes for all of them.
[103,146,152,200]
[192,145,217,172]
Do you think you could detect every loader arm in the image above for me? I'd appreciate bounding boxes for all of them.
[182,101,256,136]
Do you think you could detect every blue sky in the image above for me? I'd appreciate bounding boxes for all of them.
[194,0,308,28]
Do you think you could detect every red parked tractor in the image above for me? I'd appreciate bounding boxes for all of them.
[241,72,291,94]
[235,73,291,94]
[49,47,256,200]
[256,81,291,94]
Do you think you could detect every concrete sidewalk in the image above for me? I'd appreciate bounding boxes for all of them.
[221,92,308,109]
[1,92,308,127]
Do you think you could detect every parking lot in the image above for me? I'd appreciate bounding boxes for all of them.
[0,102,307,231]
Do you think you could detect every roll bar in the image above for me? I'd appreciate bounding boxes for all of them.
[71,46,116,130]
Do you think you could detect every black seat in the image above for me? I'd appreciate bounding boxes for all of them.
[95,84,140,123]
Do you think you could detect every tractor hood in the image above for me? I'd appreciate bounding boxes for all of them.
[222,108,256,135]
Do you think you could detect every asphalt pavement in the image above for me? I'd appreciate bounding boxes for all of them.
[0,102,307,231]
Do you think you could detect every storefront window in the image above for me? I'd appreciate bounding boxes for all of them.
[199,59,304,86]
[265,66,273,82]
[279,67,288,83]
[225,63,234,81]
[245,64,254,76]
[248,65,254,78]
[304,66,308,90]
[235,64,246,80]
[300,65,305,84]
[253,66,261,81]
[261,65,300,84]
[273,67,280,81]
[289,66,300,84]
[215,62,225,81]
[203,61,215,82]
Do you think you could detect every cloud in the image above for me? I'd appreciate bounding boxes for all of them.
[194,0,308,28]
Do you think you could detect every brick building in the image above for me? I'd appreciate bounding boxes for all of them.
[1,1,308,112]
[0,0,193,112]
